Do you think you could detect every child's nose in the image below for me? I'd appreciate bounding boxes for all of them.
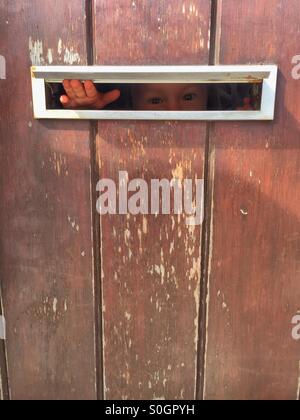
[165,98,180,111]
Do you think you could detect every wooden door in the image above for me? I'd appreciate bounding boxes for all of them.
[0,0,299,400]
[203,0,300,400]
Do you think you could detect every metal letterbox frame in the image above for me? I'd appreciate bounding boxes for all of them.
[31,65,278,120]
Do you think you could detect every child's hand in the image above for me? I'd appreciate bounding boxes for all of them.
[60,80,121,109]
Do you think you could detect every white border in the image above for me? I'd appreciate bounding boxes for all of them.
[31,65,278,120]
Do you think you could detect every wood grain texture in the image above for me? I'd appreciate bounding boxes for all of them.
[0,0,97,399]
[94,0,211,399]
[203,0,300,400]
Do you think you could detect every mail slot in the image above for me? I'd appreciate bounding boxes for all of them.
[31,65,278,120]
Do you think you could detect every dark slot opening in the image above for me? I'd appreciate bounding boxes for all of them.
[45,82,263,111]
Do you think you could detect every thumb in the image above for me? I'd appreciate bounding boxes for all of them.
[100,89,121,107]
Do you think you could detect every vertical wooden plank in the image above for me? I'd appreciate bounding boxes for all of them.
[204,0,300,400]
[94,0,211,399]
[0,0,97,399]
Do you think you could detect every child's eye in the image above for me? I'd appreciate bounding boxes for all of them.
[148,97,163,105]
[183,93,197,101]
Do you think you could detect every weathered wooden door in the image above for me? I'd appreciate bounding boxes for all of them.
[0,0,299,400]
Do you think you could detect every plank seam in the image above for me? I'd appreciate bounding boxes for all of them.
[85,0,104,401]
[196,0,222,400]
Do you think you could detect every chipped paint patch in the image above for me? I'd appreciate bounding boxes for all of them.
[125,312,132,321]
[47,48,53,64]
[189,257,200,280]
[124,229,131,247]
[53,297,58,314]
[29,37,45,65]
[172,163,184,181]
[154,264,166,285]
[169,241,175,254]
[29,37,82,66]
[58,39,63,55]
[64,47,81,64]
[142,217,148,234]
[193,278,200,353]
[49,151,68,177]
[67,215,80,232]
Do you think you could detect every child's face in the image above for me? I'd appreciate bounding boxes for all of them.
[131,83,207,111]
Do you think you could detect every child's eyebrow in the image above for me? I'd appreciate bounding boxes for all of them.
[136,84,205,97]
[181,84,203,91]
[141,87,166,95]
[143,84,203,93]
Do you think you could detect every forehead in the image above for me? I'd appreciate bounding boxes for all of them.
[131,83,203,95]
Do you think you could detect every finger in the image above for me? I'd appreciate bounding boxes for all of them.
[100,89,121,107]
[62,80,78,101]
[60,95,79,109]
[61,95,100,109]
[60,95,70,105]
[70,79,87,99]
[84,80,99,99]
